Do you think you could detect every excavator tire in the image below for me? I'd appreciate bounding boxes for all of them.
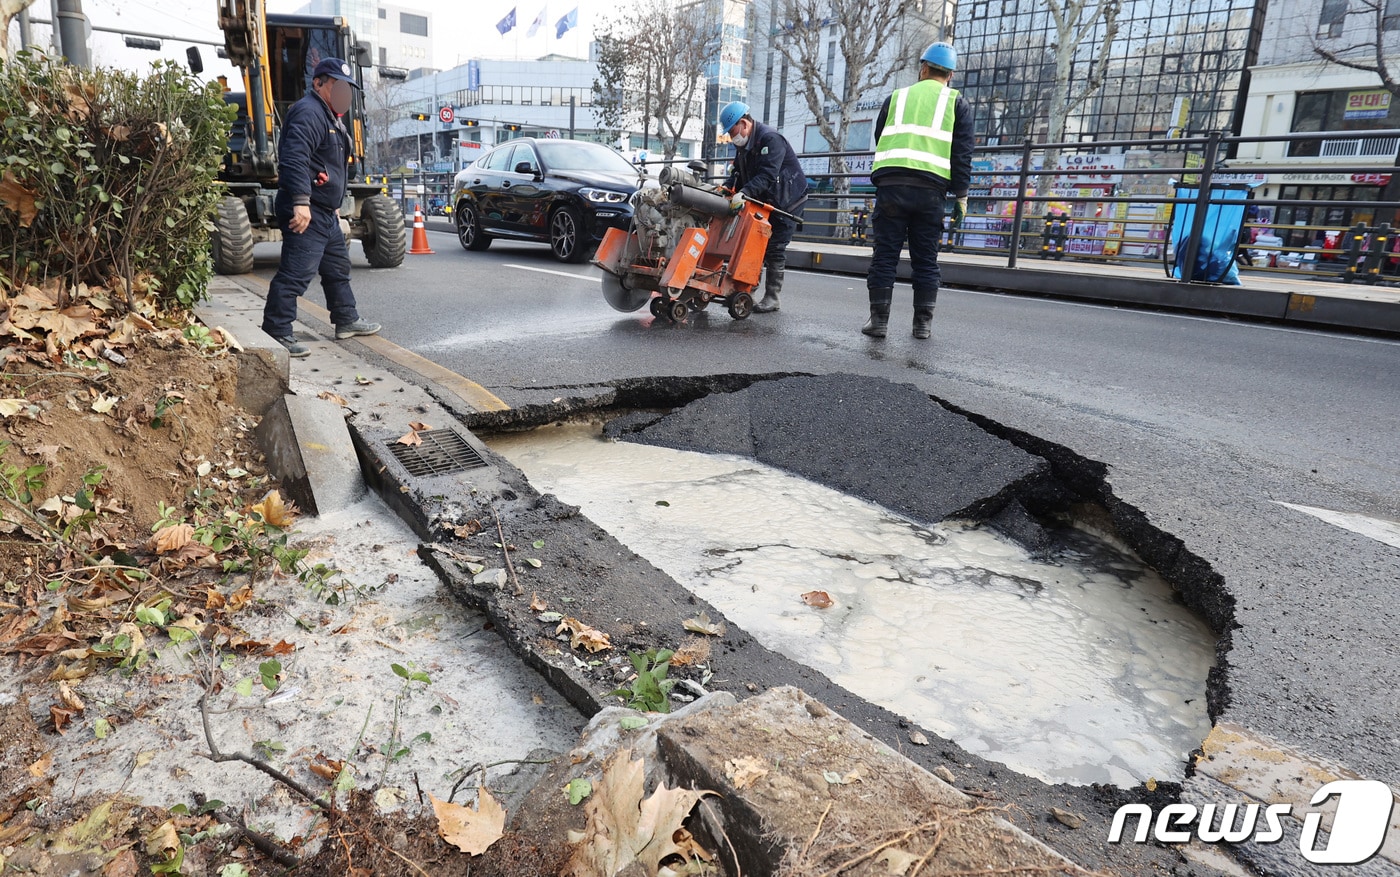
[211,196,255,275]
[360,194,406,268]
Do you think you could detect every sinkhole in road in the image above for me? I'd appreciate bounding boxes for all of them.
[487,420,1215,788]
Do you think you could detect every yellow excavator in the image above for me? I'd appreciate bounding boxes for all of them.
[210,0,405,274]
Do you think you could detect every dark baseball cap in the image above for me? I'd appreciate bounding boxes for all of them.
[311,57,361,89]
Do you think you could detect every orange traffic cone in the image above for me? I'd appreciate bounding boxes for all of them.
[409,203,434,255]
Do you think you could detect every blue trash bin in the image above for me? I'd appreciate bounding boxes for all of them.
[1167,185,1249,285]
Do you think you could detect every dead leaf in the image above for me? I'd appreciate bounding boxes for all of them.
[909,731,930,746]
[226,584,254,612]
[529,593,548,612]
[90,393,119,414]
[396,429,423,447]
[309,755,345,781]
[57,681,85,712]
[145,820,180,857]
[152,523,193,554]
[4,631,82,657]
[877,848,921,876]
[724,756,768,790]
[27,751,53,777]
[449,519,483,538]
[556,616,612,653]
[12,304,104,347]
[252,490,296,527]
[0,398,31,417]
[317,391,349,406]
[431,788,506,856]
[565,749,715,877]
[672,827,714,863]
[682,611,724,637]
[1051,806,1084,829]
[261,640,296,656]
[408,421,431,431]
[801,590,834,608]
[205,587,226,610]
[51,705,76,734]
[0,170,39,227]
[102,849,138,877]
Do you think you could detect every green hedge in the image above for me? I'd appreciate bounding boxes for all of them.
[0,53,235,310]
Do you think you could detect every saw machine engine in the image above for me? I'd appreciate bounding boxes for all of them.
[594,160,774,321]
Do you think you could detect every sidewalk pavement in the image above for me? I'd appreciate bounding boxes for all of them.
[195,274,1400,877]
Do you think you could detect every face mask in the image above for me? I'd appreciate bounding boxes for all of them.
[329,80,354,115]
[731,133,748,148]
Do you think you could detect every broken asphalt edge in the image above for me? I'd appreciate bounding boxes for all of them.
[199,275,1400,875]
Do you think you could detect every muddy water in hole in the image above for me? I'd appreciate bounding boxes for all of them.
[489,422,1215,787]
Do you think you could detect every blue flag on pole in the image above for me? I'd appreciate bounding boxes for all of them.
[496,7,517,35]
[555,6,578,38]
[526,6,547,38]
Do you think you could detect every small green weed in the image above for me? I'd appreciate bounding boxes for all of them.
[608,648,676,713]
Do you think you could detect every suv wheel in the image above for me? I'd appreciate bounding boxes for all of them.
[550,205,589,263]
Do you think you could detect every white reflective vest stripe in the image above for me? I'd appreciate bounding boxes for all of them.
[872,80,958,178]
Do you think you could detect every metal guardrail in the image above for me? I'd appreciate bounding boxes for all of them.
[789,128,1400,284]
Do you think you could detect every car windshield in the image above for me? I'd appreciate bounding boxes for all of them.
[537,141,637,174]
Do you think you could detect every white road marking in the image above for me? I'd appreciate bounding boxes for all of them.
[503,263,602,283]
[1274,502,1400,550]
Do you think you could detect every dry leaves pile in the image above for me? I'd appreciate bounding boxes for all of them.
[565,749,717,877]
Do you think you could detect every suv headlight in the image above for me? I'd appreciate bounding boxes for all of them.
[580,187,629,204]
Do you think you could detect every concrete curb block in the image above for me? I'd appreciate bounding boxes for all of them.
[253,395,366,517]
[784,243,1398,334]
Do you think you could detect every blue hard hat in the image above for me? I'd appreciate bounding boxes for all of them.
[921,42,957,72]
[719,101,749,133]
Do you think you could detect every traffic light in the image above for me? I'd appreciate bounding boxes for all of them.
[124,36,162,50]
[504,123,521,132]
[463,119,479,127]
[409,112,430,121]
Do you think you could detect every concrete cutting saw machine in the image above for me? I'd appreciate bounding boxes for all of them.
[593,160,777,322]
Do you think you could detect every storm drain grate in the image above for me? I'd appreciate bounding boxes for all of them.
[387,429,489,477]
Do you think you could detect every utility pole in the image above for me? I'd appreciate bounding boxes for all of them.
[53,0,90,67]
[18,6,33,50]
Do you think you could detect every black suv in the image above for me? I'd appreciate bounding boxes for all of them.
[453,138,641,262]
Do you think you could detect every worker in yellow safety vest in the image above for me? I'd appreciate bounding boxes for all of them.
[862,42,974,340]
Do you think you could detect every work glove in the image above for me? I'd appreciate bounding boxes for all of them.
[951,196,968,226]
[729,191,746,214]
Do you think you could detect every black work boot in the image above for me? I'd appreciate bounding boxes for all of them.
[912,307,935,339]
[862,288,893,337]
[755,255,784,312]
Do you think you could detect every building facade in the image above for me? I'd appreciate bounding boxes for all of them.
[1228,0,1400,241]
[384,55,702,172]
[954,0,1267,145]
[296,0,434,76]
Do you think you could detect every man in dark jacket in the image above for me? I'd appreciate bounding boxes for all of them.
[862,42,975,340]
[720,101,808,313]
[261,57,380,357]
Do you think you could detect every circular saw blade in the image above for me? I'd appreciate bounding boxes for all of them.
[601,271,651,312]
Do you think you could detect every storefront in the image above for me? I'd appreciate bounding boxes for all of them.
[1261,172,1388,253]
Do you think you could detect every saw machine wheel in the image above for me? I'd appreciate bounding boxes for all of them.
[727,292,754,320]
[668,299,689,323]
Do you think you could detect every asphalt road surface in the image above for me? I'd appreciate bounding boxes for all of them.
[250,230,1400,789]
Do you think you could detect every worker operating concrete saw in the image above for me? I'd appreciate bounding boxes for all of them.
[595,158,798,322]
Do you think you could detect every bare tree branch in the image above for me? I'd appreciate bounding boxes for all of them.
[1312,0,1400,95]
[1,0,40,57]
[762,0,911,194]
[591,0,709,159]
